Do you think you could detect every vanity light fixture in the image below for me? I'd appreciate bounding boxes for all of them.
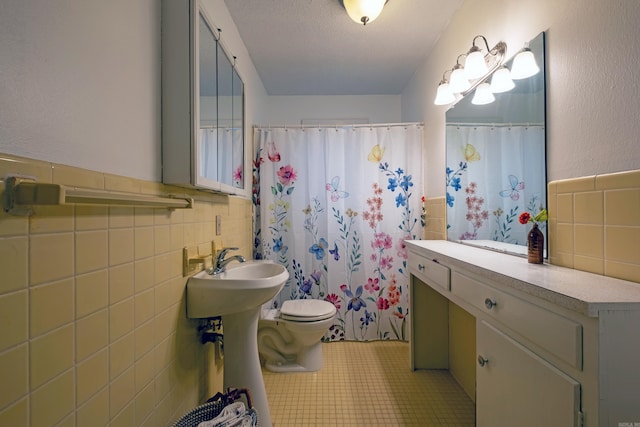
[464,36,491,80]
[434,35,513,105]
[434,35,541,106]
[489,66,515,93]
[434,71,456,106]
[342,0,387,26]
[471,82,495,105]
[449,55,472,93]
[510,45,540,79]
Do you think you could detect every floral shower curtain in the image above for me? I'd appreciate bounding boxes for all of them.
[446,124,546,244]
[253,124,424,341]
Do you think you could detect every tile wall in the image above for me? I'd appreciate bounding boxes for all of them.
[0,153,253,426]
[423,196,446,240]
[548,169,640,283]
[426,170,639,284]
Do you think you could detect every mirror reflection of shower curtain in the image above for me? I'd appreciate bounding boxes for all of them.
[200,128,218,181]
[446,124,546,245]
[253,125,424,341]
[211,127,243,187]
[217,128,234,186]
[232,127,243,188]
[201,127,243,187]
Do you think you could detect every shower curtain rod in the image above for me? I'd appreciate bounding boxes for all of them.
[446,122,544,127]
[199,125,242,130]
[254,122,423,130]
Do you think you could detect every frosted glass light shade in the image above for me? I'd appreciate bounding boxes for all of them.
[490,66,515,93]
[434,83,455,105]
[449,68,471,93]
[343,0,386,25]
[472,83,495,105]
[511,49,540,79]
[464,49,488,80]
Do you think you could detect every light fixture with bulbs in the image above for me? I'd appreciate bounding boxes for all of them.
[342,0,388,26]
[464,36,491,80]
[489,66,515,93]
[449,55,472,94]
[434,35,540,106]
[434,71,456,106]
[472,82,495,105]
[511,45,540,79]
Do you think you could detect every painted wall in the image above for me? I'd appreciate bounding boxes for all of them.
[0,0,268,182]
[402,0,640,197]
[264,95,402,126]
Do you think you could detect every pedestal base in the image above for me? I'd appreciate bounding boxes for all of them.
[222,309,272,427]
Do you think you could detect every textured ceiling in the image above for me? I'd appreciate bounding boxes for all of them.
[224,0,464,96]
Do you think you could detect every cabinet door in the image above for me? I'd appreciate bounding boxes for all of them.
[477,320,581,427]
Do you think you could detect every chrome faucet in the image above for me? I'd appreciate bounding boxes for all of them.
[209,247,246,275]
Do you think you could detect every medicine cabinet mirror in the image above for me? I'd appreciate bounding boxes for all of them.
[162,0,246,195]
[445,32,547,257]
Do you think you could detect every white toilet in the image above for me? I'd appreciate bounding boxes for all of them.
[258,299,336,372]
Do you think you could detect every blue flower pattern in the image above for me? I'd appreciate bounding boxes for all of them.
[345,286,366,311]
[309,237,329,260]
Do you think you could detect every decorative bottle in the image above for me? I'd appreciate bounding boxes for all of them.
[527,223,544,264]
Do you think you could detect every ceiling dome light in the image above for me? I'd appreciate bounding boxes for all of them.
[343,0,387,25]
[511,47,540,79]
[490,66,515,93]
[471,83,495,105]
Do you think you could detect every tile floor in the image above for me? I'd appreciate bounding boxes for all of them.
[263,341,475,426]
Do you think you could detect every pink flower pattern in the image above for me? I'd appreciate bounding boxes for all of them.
[364,277,380,293]
[376,297,390,310]
[396,236,409,259]
[326,293,341,310]
[277,165,297,186]
[267,141,281,162]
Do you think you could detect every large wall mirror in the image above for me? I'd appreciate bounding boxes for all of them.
[445,32,546,256]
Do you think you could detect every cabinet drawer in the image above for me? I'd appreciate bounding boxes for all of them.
[452,271,582,370]
[409,252,450,291]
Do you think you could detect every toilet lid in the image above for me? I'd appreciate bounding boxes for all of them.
[280,299,336,322]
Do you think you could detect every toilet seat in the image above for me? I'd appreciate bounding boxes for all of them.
[280,299,336,322]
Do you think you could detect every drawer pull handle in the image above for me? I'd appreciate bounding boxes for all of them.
[418,264,425,271]
[478,355,489,367]
[484,298,497,310]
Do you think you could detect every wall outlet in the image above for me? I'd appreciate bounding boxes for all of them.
[216,215,222,235]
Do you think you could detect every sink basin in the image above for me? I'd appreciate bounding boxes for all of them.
[186,260,288,318]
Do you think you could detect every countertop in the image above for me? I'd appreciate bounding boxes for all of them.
[407,240,640,317]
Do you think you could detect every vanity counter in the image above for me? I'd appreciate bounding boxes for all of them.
[407,239,640,317]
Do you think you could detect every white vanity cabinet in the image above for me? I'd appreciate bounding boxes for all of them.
[407,240,640,427]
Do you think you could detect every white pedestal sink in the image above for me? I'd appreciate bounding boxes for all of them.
[186,260,288,427]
